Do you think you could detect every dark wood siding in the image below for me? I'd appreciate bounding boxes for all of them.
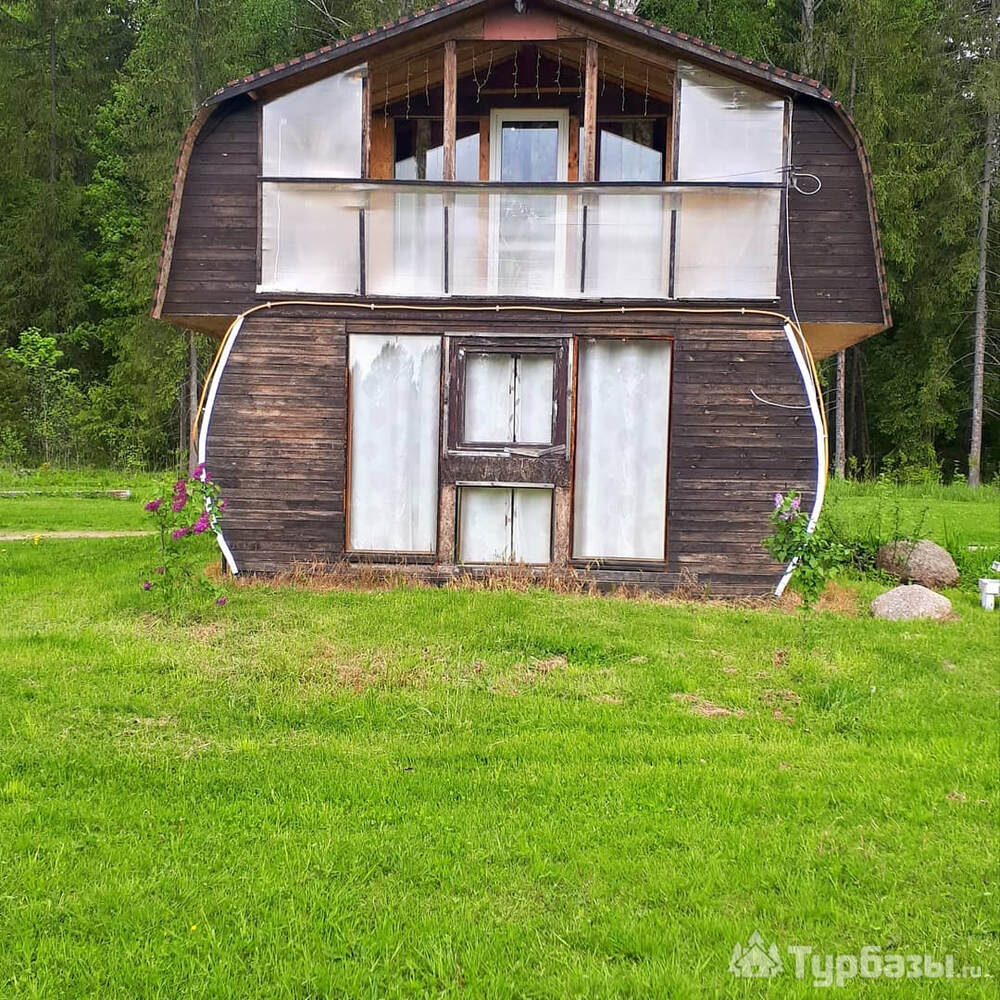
[204,306,815,593]
[205,313,347,569]
[161,97,258,317]
[788,96,883,325]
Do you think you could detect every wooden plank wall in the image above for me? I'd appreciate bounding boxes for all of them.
[204,306,815,593]
[161,96,258,317]
[787,96,883,325]
[205,313,347,568]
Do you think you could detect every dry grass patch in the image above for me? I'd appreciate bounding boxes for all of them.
[671,693,747,719]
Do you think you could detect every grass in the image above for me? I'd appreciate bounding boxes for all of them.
[0,478,997,997]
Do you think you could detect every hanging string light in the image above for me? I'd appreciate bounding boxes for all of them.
[535,47,541,100]
[424,57,430,108]
[620,61,626,113]
[555,48,562,96]
[405,61,411,120]
[600,55,606,97]
[512,47,518,100]
[472,47,493,103]
[384,70,390,126]
[643,65,649,117]
[577,47,583,98]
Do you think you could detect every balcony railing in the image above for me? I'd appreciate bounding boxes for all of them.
[259,180,783,302]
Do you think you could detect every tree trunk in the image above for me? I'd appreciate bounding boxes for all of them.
[48,15,57,183]
[833,58,857,479]
[188,330,198,476]
[834,350,847,477]
[800,0,817,76]
[969,15,997,486]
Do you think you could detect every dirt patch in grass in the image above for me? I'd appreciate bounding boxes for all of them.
[671,693,746,719]
[778,581,861,616]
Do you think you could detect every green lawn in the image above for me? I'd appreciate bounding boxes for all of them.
[1,489,997,996]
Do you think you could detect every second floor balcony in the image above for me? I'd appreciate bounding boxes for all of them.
[258,179,783,302]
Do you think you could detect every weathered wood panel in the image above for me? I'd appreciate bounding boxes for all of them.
[788,97,884,325]
[161,96,258,318]
[205,313,347,571]
[204,306,816,593]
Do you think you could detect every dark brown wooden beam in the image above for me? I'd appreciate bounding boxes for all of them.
[582,39,598,182]
[443,39,457,181]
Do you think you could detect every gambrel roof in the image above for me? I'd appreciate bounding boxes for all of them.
[152,0,890,331]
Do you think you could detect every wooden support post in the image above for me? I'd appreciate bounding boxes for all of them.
[361,71,371,177]
[443,40,457,181]
[582,40,598,183]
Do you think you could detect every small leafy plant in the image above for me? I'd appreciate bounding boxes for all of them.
[142,463,228,617]
[765,491,849,609]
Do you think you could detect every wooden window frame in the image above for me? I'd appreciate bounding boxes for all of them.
[446,336,569,454]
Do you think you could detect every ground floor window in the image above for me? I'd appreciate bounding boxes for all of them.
[457,486,553,564]
[348,334,441,553]
[572,338,672,561]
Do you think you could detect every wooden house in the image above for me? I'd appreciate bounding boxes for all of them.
[152,0,891,595]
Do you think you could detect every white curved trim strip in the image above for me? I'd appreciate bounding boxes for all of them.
[774,321,827,597]
[198,315,245,575]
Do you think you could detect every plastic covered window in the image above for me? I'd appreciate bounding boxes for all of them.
[463,352,554,446]
[572,338,671,561]
[458,487,552,564]
[262,67,365,178]
[348,335,441,553]
[676,63,785,184]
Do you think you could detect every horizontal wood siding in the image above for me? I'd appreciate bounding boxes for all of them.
[204,305,815,593]
[788,97,883,324]
[161,97,258,317]
[205,313,347,571]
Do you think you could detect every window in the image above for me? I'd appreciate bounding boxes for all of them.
[572,338,672,561]
[449,340,567,450]
[458,487,553,564]
[348,335,441,553]
[262,67,365,178]
[394,119,480,181]
[675,63,785,184]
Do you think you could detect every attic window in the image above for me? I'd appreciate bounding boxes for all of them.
[675,63,785,183]
[262,67,365,177]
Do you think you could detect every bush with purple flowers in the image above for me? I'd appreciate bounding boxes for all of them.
[142,463,228,617]
[765,491,849,609]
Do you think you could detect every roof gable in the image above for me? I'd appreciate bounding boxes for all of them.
[207,0,840,110]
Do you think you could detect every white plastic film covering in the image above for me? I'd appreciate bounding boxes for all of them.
[459,487,552,563]
[673,188,780,299]
[514,355,554,443]
[366,189,445,296]
[463,353,555,444]
[260,183,361,293]
[573,339,671,560]
[585,194,667,298]
[262,67,364,177]
[464,353,515,442]
[676,62,785,183]
[348,335,441,552]
[451,192,581,297]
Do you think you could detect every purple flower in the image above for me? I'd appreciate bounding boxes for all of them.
[215,597,227,607]
[790,496,801,512]
[218,498,228,513]
[773,492,784,509]
[192,462,207,481]
[142,580,153,591]
[145,498,163,513]
[192,512,211,535]
[171,527,189,541]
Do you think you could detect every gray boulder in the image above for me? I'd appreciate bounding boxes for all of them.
[876,539,959,588]
[871,585,953,621]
